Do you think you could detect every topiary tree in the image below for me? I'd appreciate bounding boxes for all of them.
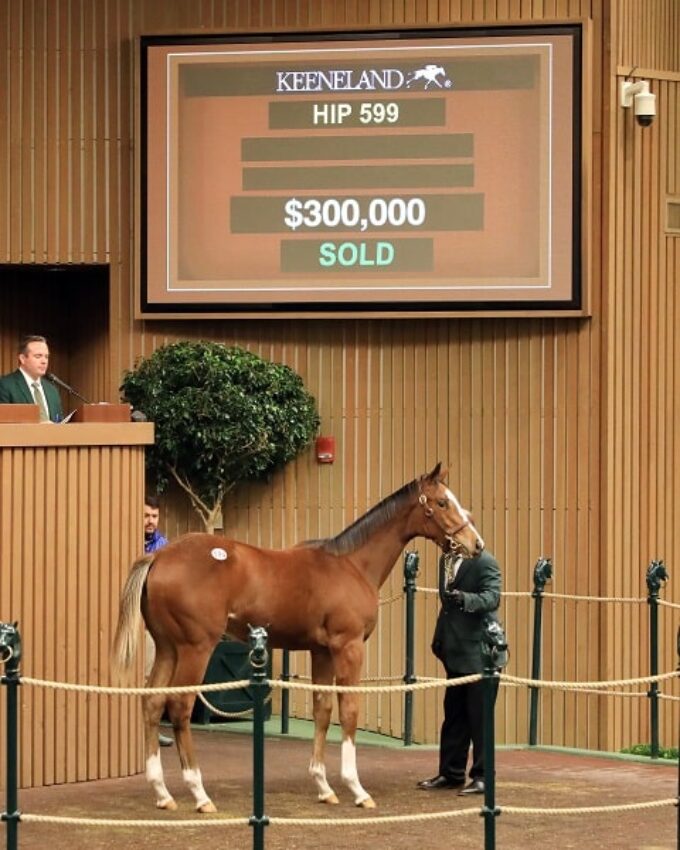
[120,341,320,532]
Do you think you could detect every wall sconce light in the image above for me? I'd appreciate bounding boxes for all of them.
[315,435,335,463]
[620,78,656,127]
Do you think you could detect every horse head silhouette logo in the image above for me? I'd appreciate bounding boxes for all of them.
[406,64,453,90]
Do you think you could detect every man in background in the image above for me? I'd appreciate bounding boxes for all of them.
[0,334,63,422]
[144,494,168,553]
[143,494,172,746]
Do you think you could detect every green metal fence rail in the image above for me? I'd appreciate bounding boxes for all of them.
[646,560,668,759]
[402,550,420,746]
[0,623,21,850]
[528,557,553,746]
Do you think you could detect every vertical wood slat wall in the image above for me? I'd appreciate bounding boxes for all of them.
[0,440,146,789]
[0,0,677,788]
[605,0,680,754]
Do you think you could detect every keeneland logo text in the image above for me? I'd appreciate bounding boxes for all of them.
[275,64,453,93]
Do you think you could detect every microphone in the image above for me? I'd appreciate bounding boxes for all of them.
[46,373,92,405]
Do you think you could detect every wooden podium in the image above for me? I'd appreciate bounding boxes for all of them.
[0,420,154,789]
[0,403,40,423]
[71,402,131,423]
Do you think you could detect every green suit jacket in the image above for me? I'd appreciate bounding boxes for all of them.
[0,370,64,421]
[431,549,502,674]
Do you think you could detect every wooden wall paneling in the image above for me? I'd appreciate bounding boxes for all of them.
[362,323,378,732]
[85,451,98,780]
[65,448,79,782]
[41,449,57,785]
[4,0,678,770]
[0,432,149,790]
[91,448,107,779]
[606,0,680,753]
[0,2,8,261]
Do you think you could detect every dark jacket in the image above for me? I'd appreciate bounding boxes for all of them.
[0,369,63,421]
[431,549,502,674]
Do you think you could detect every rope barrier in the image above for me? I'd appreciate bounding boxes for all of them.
[501,799,678,815]
[416,586,659,604]
[197,689,273,720]
[20,676,252,696]
[20,812,249,827]
[501,670,679,691]
[20,668,678,696]
[18,797,678,830]
[269,798,680,824]
[378,592,403,606]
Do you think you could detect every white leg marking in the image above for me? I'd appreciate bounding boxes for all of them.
[182,767,213,810]
[340,738,370,806]
[309,758,336,802]
[146,752,174,808]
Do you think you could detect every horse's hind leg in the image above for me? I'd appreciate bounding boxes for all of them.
[308,649,339,804]
[166,643,217,813]
[334,638,375,808]
[143,639,177,810]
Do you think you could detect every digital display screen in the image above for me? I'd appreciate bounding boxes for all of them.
[139,25,583,316]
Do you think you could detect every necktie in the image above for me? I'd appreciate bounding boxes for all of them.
[32,381,49,422]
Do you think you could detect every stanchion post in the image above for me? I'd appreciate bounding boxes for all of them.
[0,622,22,850]
[280,649,290,735]
[481,619,507,850]
[248,626,270,850]
[402,551,419,746]
[645,560,667,759]
[529,557,552,746]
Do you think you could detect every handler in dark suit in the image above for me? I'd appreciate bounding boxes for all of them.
[0,335,63,422]
[417,547,502,795]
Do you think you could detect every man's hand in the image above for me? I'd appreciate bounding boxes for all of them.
[444,588,465,610]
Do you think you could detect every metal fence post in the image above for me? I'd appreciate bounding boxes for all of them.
[528,557,552,746]
[481,620,507,850]
[403,551,419,746]
[645,560,667,759]
[248,626,269,850]
[0,622,22,850]
[280,649,290,735]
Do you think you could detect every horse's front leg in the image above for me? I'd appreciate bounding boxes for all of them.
[308,649,339,804]
[333,638,375,808]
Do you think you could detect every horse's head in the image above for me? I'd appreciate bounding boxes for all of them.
[416,463,484,558]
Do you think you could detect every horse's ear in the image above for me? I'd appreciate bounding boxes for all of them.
[427,462,443,481]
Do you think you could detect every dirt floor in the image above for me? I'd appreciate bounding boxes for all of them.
[10,724,679,850]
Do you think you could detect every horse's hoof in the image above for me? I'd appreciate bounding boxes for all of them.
[156,797,178,811]
[318,792,339,805]
[197,800,217,814]
[356,796,376,809]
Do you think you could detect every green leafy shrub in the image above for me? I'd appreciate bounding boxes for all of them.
[121,341,320,530]
[620,743,679,760]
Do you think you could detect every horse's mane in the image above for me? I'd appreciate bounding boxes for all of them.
[299,477,419,555]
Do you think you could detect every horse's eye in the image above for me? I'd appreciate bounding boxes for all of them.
[437,498,448,509]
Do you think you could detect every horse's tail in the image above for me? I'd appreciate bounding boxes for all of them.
[111,554,154,675]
